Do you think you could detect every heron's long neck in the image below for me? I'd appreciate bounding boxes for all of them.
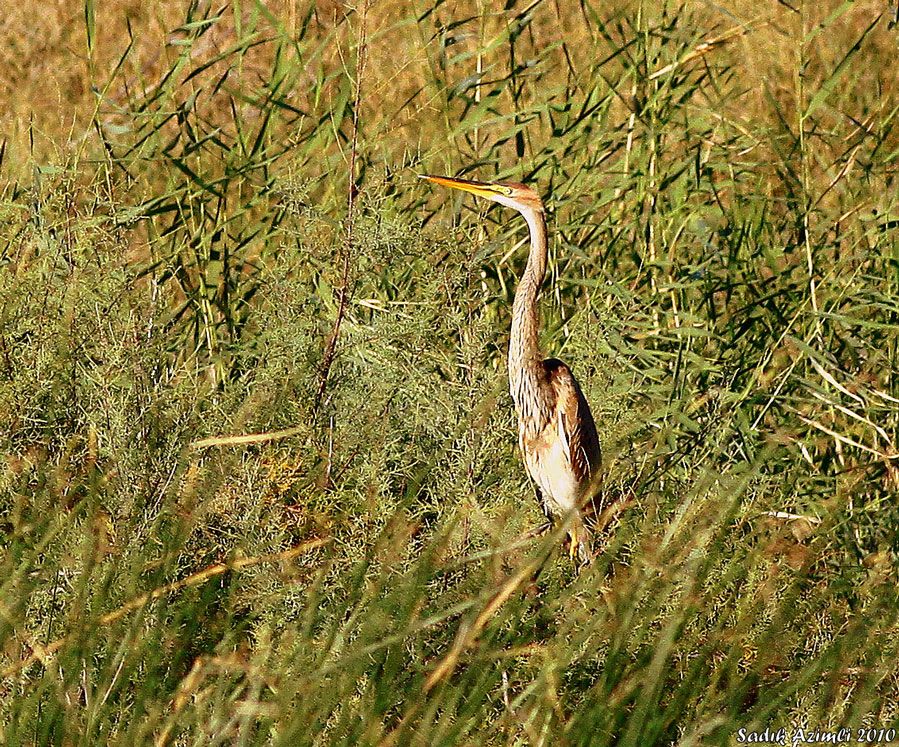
[509,207,552,431]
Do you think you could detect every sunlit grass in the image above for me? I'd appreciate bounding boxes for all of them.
[0,0,897,743]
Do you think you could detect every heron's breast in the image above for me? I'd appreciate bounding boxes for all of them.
[520,424,579,515]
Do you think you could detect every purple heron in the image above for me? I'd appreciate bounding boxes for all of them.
[420,174,601,565]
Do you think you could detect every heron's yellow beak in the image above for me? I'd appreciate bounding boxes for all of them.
[418,174,511,199]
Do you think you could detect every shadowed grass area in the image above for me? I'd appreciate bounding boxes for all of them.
[1,0,898,744]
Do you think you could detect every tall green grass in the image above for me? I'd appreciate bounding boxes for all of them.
[1,0,897,743]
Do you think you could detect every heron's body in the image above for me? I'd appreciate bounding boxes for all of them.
[519,359,601,540]
[421,174,602,564]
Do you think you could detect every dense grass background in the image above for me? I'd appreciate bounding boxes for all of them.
[1,0,898,743]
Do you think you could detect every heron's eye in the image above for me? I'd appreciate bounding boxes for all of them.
[500,187,513,196]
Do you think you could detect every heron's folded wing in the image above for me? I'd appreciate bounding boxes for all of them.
[545,359,602,487]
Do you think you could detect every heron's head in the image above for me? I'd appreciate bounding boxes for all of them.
[419,174,544,214]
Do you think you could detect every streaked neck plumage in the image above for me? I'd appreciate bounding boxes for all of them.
[508,206,553,434]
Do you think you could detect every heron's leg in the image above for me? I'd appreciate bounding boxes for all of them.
[569,515,594,568]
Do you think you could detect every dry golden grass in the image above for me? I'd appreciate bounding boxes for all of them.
[2,0,895,182]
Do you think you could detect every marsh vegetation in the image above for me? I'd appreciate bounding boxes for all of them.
[0,0,897,743]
